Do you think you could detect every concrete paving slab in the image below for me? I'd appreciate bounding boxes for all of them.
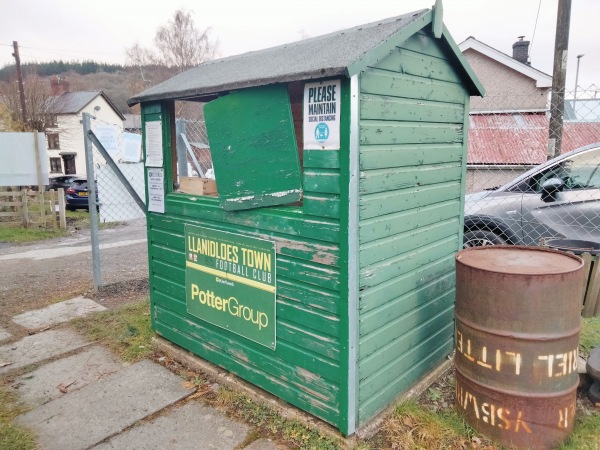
[0,327,11,342]
[93,400,249,450]
[16,359,194,450]
[0,329,89,374]
[243,438,282,450]
[12,296,106,330]
[13,346,124,407]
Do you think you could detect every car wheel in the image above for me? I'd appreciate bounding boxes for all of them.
[66,205,75,211]
[463,230,506,248]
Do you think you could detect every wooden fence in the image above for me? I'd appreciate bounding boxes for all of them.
[0,189,66,229]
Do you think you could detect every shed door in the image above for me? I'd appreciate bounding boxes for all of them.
[204,84,302,211]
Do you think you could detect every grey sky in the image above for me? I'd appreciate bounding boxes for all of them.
[1,0,598,91]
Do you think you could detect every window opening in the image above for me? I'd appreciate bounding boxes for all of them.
[49,157,62,173]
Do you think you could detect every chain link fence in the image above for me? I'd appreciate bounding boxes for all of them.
[464,86,600,249]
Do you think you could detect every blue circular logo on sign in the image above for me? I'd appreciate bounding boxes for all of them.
[314,123,329,142]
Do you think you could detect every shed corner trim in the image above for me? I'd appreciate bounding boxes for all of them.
[441,25,486,97]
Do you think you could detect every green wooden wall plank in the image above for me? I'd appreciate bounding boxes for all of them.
[360,164,462,194]
[203,84,302,211]
[372,47,462,84]
[277,299,340,338]
[303,194,340,220]
[360,289,455,358]
[359,143,463,170]
[360,219,459,268]
[359,120,463,146]
[164,197,340,244]
[154,302,341,384]
[359,318,453,397]
[303,169,341,194]
[359,255,455,314]
[360,200,460,244]
[359,181,461,220]
[155,313,341,425]
[277,277,340,314]
[358,326,454,423]
[278,320,341,362]
[360,94,464,124]
[303,150,340,169]
[360,237,458,288]
[361,69,466,104]
[277,256,340,292]
[398,32,448,60]
[360,272,455,338]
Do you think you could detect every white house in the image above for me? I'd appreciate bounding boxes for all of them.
[46,78,125,176]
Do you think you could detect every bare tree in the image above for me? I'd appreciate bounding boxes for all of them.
[0,103,19,131]
[0,71,53,131]
[126,9,218,73]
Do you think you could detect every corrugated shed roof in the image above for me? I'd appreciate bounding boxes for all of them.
[468,113,600,164]
[128,10,436,105]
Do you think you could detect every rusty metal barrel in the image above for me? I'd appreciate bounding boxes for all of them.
[455,246,584,450]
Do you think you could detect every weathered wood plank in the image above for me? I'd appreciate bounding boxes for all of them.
[360,164,462,194]
[360,200,460,243]
[360,237,458,288]
[303,169,341,194]
[359,181,461,220]
[278,319,341,361]
[303,194,340,220]
[277,277,340,314]
[164,196,340,244]
[360,277,455,338]
[277,299,340,338]
[149,214,340,266]
[277,256,340,292]
[303,150,340,169]
[360,254,455,314]
[360,219,459,267]
[360,143,463,170]
[361,69,466,104]
[360,94,464,124]
[358,324,454,420]
[372,46,461,84]
[155,309,341,422]
[360,120,463,146]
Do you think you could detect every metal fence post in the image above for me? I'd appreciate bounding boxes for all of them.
[176,119,188,178]
[82,112,103,291]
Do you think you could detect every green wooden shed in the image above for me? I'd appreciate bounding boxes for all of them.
[128,4,483,435]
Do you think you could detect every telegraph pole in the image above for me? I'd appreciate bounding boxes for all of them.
[12,41,27,130]
[547,0,572,160]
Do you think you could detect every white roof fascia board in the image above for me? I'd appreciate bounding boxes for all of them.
[459,37,552,88]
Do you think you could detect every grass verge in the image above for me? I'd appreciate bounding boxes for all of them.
[0,226,66,243]
[0,388,36,450]
[71,298,153,362]
[580,316,600,356]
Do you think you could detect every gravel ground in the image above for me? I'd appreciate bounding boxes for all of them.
[0,219,149,339]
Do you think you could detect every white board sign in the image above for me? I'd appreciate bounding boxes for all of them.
[122,132,142,162]
[148,168,165,213]
[0,132,49,186]
[145,121,163,167]
[303,80,341,150]
[92,124,120,160]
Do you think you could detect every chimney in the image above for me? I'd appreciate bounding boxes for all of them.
[50,76,70,96]
[512,36,530,65]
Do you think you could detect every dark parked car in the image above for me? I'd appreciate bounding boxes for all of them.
[65,178,98,211]
[464,143,600,247]
[47,175,82,191]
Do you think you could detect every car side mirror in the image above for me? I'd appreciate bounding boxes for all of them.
[541,177,564,202]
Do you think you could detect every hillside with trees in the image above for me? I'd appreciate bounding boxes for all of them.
[0,8,218,131]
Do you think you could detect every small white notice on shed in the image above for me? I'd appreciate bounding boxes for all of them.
[303,79,341,150]
[148,168,165,213]
[145,121,163,167]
